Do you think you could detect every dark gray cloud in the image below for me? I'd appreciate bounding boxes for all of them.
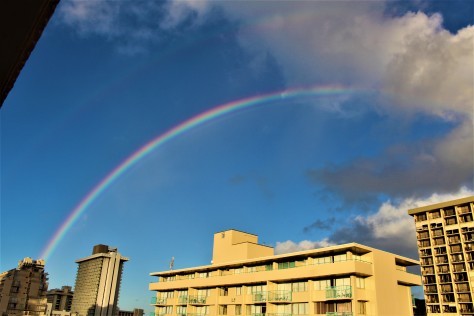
[303,217,336,233]
[307,122,474,205]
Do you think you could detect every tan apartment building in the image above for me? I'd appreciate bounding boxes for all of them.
[149,230,421,316]
[408,196,474,315]
[0,258,49,316]
[70,245,128,316]
[47,286,73,313]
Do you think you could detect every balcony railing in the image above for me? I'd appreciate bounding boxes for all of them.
[151,297,167,305]
[186,314,207,316]
[266,313,292,316]
[178,296,188,304]
[326,313,353,316]
[253,292,267,302]
[268,291,292,302]
[326,286,352,299]
[188,296,207,304]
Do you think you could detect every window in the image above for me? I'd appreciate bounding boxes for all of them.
[199,272,209,278]
[196,306,208,315]
[247,284,266,294]
[197,289,211,297]
[236,287,242,296]
[315,302,326,314]
[292,303,307,315]
[314,256,332,264]
[333,254,347,262]
[160,291,174,299]
[292,281,307,292]
[219,288,228,296]
[335,277,350,286]
[176,306,186,316]
[278,261,295,269]
[158,306,172,315]
[314,279,330,290]
[358,301,366,315]
[235,305,242,315]
[219,305,227,315]
[265,264,273,271]
[356,277,365,289]
[234,268,242,274]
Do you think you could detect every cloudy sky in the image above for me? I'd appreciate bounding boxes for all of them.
[2,0,473,311]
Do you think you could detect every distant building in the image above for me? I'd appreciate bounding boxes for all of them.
[409,196,474,315]
[117,309,143,316]
[149,229,421,316]
[0,257,49,316]
[70,245,128,316]
[47,286,73,312]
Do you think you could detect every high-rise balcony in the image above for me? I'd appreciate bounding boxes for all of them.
[178,296,188,304]
[326,312,353,316]
[326,286,352,299]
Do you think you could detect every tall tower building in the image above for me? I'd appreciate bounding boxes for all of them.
[408,196,474,315]
[0,258,49,316]
[70,245,128,316]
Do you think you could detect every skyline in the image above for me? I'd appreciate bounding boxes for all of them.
[2,0,473,312]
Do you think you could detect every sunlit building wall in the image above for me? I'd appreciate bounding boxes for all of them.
[0,258,49,316]
[409,196,474,315]
[149,229,421,316]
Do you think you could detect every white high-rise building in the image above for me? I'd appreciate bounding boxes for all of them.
[71,245,128,316]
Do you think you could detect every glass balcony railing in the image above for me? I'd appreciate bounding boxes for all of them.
[187,295,207,304]
[326,286,352,299]
[268,291,292,302]
[151,297,167,305]
[253,292,268,302]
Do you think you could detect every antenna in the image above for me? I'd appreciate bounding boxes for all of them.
[170,257,175,270]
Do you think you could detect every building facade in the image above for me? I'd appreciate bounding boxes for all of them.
[149,230,421,316]
[408,196,474,315]
[70,245,128,316]
[47,286,73,313]
[118,309,144,316]
[0,258,49,316]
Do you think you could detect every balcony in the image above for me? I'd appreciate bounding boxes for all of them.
[326,286,352,299]
[151,297,167,305]
[178,296,188,304]
[326,313,353,316]
[187,296,207,305]
[186,314,207,316]
[253,292,268,303]
[268,291,292,302]
[266,314,291,316]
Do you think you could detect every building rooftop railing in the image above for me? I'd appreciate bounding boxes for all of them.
[155,258,373,283]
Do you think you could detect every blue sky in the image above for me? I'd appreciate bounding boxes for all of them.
[1,0,473,311]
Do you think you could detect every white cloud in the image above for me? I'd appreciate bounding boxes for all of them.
[354,187,474,254]
[215,3,473,119]
[275,238,334,254]
[277,187,474,257]
[57,0,211,53]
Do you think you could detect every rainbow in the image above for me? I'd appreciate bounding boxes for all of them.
[39,86,360,260]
